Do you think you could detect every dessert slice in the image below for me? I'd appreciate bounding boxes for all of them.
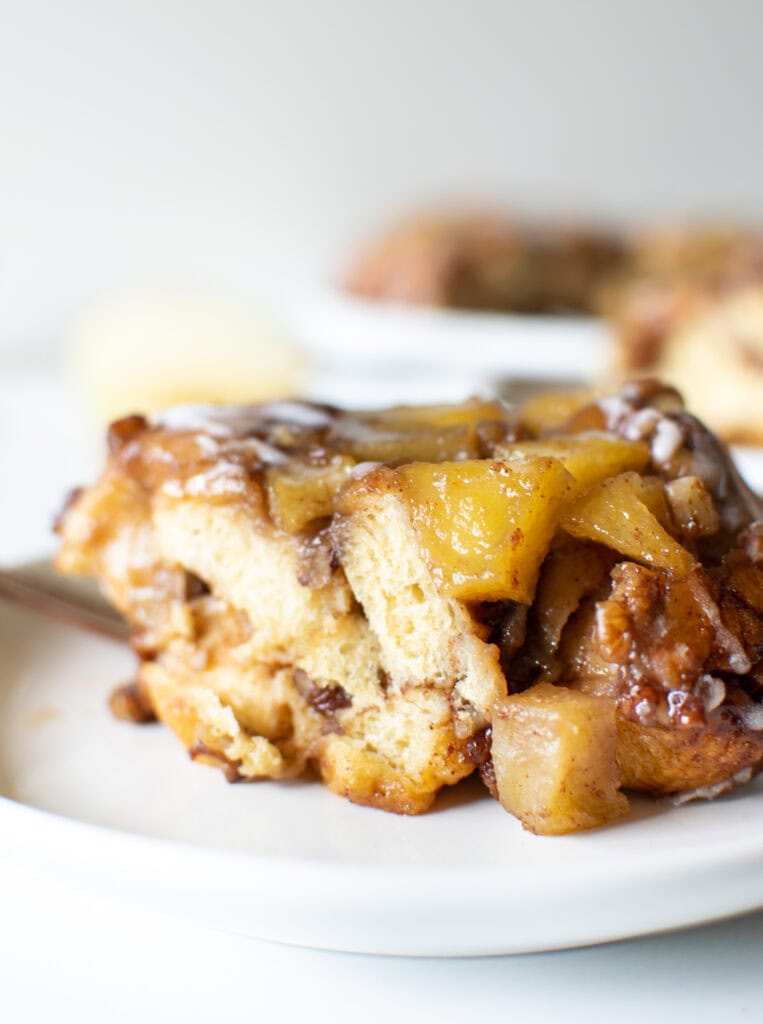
[605,226,763,444]
[55,385,763,832]
[345,211,627,313]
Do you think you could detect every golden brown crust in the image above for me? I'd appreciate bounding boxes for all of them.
[617,716,763,794]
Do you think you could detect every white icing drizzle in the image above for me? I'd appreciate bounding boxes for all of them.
[195,433,223,457]
[348,461,382,479]
[227,437,289,466]
[598,395,631,428]
[154,400,332,438]
[258,401,333,429]
[671,767,754,806]
[651,418,683,464]
[161,463,250,499]
[154,403,253,437]
[694,674,726,714]
[733,703,763,732]
[604,400,683,466]
[621,407,660,440]
[727,648,752,675]
[633,698,654,726]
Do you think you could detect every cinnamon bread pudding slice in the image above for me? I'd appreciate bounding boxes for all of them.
[55,384,763,833]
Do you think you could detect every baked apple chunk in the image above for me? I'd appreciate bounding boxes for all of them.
[397,457,574,602]
[55,384,763,833]
[492,683,628,834]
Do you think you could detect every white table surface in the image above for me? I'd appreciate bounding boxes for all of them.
[2,367,762,1023]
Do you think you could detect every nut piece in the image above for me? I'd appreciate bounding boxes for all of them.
[492,683,628,835]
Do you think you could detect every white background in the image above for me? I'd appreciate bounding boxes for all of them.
[4,855,763,1024]
[2,0,763,354]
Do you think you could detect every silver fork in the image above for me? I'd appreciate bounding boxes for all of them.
[0,560,128,640]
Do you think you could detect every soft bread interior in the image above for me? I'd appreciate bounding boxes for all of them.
[57,458,503,812]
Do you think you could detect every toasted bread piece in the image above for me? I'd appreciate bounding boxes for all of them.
[57,402,515,813]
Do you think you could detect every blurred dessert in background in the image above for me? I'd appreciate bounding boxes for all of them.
[346,212,763,445]
[345,211,628,314]
[606,227,763,445]
[68,291,308,421]
[651,288,763,446]
[66,223,763,444]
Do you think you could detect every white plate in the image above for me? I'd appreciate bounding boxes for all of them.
[2,579,763,958]
[286,285,608,378]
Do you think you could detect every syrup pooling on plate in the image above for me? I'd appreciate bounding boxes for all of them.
[56,383,763,834]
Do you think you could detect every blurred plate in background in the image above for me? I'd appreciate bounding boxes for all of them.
[286,284,608,379]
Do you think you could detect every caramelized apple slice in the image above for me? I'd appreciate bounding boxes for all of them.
[560,471,696,576]
[331,419,475,462]
[266,455,355,533]
[495,433,649,495]
[492,682,628,835]
[330,398,511,463]
[398,456,574,602]
[628,473,673,527]
[376,398,508,431]
[517,390,596,436]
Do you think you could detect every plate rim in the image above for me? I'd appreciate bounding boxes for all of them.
[3,774,763,957]
[284,283,609,377]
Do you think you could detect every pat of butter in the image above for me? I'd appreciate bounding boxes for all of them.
[68,291,309,421]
